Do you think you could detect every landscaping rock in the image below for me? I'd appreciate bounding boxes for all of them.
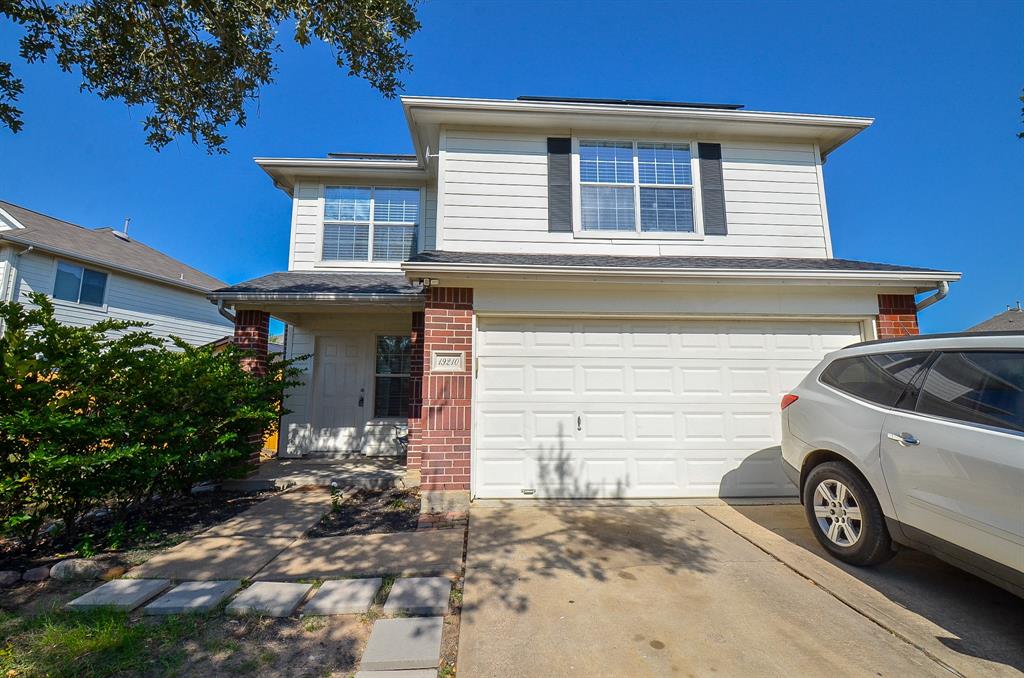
[50,558,106,582]
[22,566,50,582]
[0,571,21,587]
[103,566,128,581]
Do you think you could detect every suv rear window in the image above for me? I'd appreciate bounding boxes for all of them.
[820,352,930,407]
[915,351,1024,432]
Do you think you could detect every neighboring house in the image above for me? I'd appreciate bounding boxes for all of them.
[967,303,1023,331]
[0,200,232,345]
[209,95,961,502]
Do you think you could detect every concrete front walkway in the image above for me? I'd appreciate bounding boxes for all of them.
[231,457,411,491]
[458,503,1023,678]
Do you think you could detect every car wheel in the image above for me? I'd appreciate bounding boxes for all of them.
[803,461,895,566]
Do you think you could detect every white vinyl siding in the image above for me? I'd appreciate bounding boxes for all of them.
[289,182,429,270]
[440,130,830,258]
[12,252,231,346]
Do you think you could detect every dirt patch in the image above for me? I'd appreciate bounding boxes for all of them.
[173,614,371,678]
[0,489,278,571]
[307,487,420,537]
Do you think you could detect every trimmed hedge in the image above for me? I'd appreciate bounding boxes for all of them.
[0,293,301,551]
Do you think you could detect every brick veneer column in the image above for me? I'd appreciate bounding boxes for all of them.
[406,311,425,471]
[233,309,270,375]
[877,294,920,338]
[411,288,473,492]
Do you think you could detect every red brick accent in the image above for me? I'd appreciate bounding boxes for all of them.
[406,311,425,471]
[233,310,270,375]
[877,294,920,338]
[410,288,474,491]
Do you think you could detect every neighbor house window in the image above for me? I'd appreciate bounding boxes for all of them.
[322,186,418,262]
[52,261,107,307]
[374,336,412,418]
[579,141,694,233]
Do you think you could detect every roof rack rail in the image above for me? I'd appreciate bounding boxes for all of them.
[848,329,1024,349]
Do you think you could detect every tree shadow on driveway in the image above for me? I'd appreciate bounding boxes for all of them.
[728,503,1024,674]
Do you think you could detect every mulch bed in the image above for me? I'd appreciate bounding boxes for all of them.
[0,489,278,571]
[307,487,421,537]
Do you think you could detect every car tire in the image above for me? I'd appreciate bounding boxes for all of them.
[803,461,895,566]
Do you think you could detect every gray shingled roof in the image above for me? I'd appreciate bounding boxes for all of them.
[404,250,949,273]
[212,271,423,297]
[968,308,1024,332]
[0,200,225,291]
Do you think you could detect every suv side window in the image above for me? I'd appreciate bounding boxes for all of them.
[915,351,1024,433]
[820,352,931,407]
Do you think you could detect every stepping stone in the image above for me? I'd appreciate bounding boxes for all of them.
[143,580,241,615]
[384,576,451,616]
[360,617,444,671]
[303,578,381,616]
[66,578,170,611]
[354,671,438,678]
[226,581,311,617]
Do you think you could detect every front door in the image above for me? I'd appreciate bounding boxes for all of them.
[311,334,370,452]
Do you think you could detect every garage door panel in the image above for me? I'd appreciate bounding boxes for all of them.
[475,318,861,498]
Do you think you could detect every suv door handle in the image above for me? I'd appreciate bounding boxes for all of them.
[887,432,919,446]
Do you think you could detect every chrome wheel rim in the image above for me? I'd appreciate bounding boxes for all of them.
[813,479,863,547]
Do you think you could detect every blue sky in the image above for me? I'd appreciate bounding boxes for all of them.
[1,1,1021,333]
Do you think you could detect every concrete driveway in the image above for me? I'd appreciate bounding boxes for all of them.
[458,501,1023,677]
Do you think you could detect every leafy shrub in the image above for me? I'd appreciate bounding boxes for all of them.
[0,293,301,551]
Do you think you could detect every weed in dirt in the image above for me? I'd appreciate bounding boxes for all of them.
[302,616,328,633]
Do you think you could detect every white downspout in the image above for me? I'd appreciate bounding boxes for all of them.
[915,280,949,312]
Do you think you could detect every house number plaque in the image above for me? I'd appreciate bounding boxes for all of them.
[431,350,465,372]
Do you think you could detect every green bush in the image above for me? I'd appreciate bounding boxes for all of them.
[0,293,301,551]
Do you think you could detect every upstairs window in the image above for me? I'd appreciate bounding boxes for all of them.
[579,141,695,233]
[53,261,107,307]
[322,186,419,263]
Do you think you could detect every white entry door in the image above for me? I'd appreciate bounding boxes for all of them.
[474,318,862,498]
[311,334,370,452]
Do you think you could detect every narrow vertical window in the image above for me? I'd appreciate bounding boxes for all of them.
[374,335,412,417]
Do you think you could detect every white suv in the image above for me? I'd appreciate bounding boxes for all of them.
[780,332,1023,596]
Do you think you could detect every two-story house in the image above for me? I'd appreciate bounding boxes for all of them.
[1,200,232,345]
[209,96,960,503]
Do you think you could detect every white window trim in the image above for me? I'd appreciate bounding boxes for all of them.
[371,333,413,420]
[316,185,423,267]
[571,136,706,240]
[50,258,109,311]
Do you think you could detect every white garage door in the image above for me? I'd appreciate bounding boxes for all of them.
[474,318,862,498]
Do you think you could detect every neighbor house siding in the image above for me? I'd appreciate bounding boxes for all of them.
[438,129,830,258]
[13,251,231,346]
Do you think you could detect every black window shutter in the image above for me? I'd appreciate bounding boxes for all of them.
[547,137,572,232]
[698,143,728,236]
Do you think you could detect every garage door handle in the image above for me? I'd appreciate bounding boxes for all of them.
[887,432,919,446]
[577,415,581,432]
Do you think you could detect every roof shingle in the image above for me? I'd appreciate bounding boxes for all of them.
[0,200,225,291]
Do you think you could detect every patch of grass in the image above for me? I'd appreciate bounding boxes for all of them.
[438,662,456,678]
[450,586,463,607]
[0,607,202,677]
[302,616,328,633]
[202,636,240,655]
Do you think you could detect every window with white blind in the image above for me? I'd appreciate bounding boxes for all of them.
[579,141,695,233]
[322,186,419,263]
